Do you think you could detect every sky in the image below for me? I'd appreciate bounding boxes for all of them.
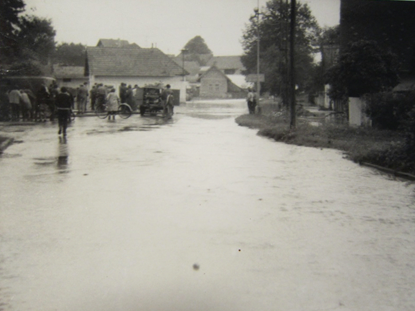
[23,0,340,56]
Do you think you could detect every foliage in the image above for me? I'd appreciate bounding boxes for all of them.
[184,36,212,55]
[325,40,399,99]
[182,36,213,66]
[0,0,56,73]
[364,91,415,130]
[54,43,86,66]
[236,113,413,175]
[8,61,43,76]
[241,0,319,102]
[318,25,340,46]
[15,15,56,64]
[0,0,25,63]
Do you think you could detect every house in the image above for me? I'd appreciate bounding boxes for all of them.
[198,66,246,99]
[53,65,88,89]
[85,45,188,102]
[206,56,245,75]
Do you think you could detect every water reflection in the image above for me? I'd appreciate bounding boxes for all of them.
[57,136,69,173]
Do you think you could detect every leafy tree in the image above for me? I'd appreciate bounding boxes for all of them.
[241,0,319,103]
[184,36,212,54]
[181,36,213,65]
[15,15,56,64]
[54,43,86,66]
[0,0,25,63]
[301,25,339,104]
[8,61,43,76]
[325,40,399,99]
[319,25,340,46]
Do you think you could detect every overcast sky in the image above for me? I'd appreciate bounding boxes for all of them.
[23,0,340,56]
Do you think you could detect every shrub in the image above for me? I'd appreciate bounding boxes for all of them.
[364,91,415,130]
[325,40,399,100]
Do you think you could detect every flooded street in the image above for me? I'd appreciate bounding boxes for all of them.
[1,100,415,311]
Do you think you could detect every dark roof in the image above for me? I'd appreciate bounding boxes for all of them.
[86,47,186,77]
[53,65,85,79]
[171,59,200,75]
[97,39,141,49]
[206,56,245,71]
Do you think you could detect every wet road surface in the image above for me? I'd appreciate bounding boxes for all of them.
[1,100,415,311]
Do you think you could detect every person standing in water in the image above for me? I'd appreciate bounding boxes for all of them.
[55,87,73,136]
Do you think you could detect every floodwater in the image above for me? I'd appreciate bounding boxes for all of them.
[1,100,415,311]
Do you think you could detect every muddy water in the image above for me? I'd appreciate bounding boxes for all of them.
[1,100,415,311]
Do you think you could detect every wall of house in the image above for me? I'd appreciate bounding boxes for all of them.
[199,71,227,98]
[89,76,186,103]
[348,97,371,127]
[57,78,88,90]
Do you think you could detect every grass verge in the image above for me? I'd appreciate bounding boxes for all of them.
[235,113,415,176]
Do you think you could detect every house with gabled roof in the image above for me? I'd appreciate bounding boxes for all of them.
[206,56,245,75]
[85,45,188,102]
[53,64,88,89]
[197,66,246,99]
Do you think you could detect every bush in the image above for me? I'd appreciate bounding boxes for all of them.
[325,40,399,100]
[364,91,415,130]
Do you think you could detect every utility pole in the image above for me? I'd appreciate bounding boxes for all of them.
[289,0,296,129]
[255,0,261,98]
[181,48,188,82]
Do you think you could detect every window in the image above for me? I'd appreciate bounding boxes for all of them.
[224,69,236,75]
[63,78,72,82]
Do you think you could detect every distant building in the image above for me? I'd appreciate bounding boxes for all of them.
[85,41,188,102]
[206,56,245,75]
[53,65,88,89]
[198,66,246,99]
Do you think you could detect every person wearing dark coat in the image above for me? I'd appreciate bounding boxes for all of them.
[55,87,73,136]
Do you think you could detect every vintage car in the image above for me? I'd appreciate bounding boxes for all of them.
[136,87,164,116]
[135,86,179,116]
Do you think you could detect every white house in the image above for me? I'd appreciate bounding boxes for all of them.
[85,43,188,103]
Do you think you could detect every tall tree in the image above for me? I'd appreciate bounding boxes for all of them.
[325,40,399,100]
[15,15,56,64]
[181,36,213,66]
[241,0,319,105]
[0,0,26,64]
[54,43,86,66]
[184,36,212,54]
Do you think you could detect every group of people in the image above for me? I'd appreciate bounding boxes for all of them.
[6,83,57,122]
[4,81,175,135]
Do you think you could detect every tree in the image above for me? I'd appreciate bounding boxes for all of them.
[325,40,399,100]
[184,36,212,55]
[15,15,56,64]
[54,43,86,66]
[0,0,26,64]
[241,0,319,105]
[182,36,213,65]
[301,25,339,104]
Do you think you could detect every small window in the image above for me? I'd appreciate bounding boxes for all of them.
[224,69,236,75]
[63,78,72,82]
